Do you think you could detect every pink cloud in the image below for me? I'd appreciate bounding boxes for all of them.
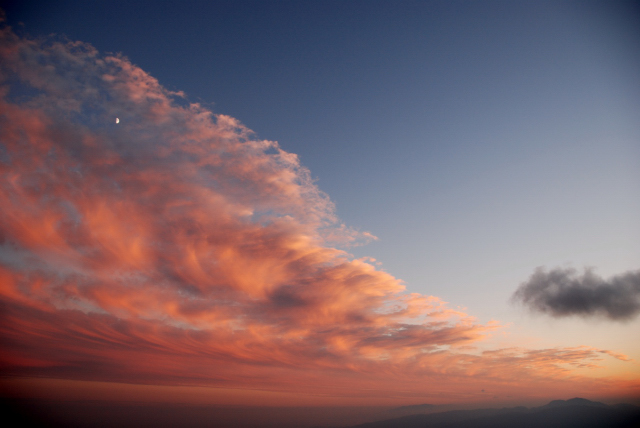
[0,25,637,403]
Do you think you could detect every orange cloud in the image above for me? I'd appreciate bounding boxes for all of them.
[0,25,637,404]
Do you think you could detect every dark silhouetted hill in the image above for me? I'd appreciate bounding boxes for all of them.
[382,403,441,418]
[2,397,639,427]
[341,398,640,428]
[390,403,436,412]
[542,397,607,408]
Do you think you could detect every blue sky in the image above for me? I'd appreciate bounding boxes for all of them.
[2,0,639,400]
[5,0,639,323]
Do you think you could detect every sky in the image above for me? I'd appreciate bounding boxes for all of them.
[0,0,639,412]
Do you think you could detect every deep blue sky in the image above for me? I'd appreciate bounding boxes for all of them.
[3,0,639,353]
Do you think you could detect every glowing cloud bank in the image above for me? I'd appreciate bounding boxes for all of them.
[0,26,636,403]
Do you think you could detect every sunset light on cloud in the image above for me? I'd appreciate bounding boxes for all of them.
[0,1,639,427]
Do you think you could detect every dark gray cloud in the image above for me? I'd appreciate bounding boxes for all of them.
[511,267,640,321]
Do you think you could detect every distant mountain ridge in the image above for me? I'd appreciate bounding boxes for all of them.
[383,403,439,418]
[542,397,607,408]
[340,398,640,428]
[390,403,437,412]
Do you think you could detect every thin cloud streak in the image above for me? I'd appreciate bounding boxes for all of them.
[0,26,636,402]
[512,267,640,321]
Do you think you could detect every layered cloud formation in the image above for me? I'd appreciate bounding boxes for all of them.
[0,25,636,402]
[512,267,640,321]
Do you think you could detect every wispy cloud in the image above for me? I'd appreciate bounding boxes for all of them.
[0,25,636,402]
[512,267,640,321]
